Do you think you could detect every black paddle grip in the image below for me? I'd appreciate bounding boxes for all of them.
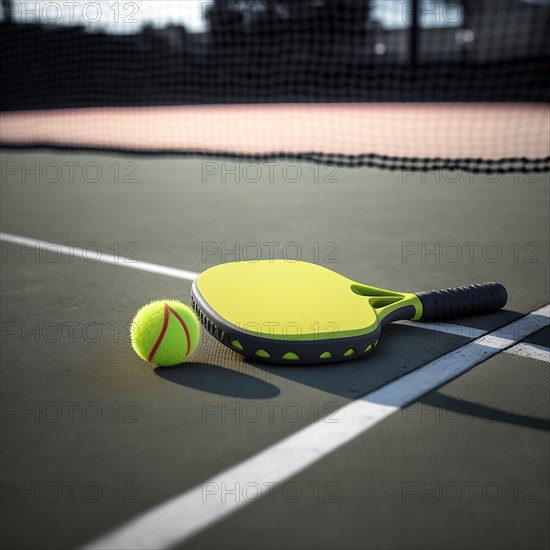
[417,283,507,321]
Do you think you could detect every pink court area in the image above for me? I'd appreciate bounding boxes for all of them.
[1,104,548,160]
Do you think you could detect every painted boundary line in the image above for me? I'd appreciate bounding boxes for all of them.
[83,305,550,550]
[395,319,486,339]
[0,232,199,281]
[506,341,550,362]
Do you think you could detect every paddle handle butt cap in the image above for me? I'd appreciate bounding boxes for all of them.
[417,283,508,321]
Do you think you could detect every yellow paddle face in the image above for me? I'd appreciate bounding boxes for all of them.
[195,261,418,341]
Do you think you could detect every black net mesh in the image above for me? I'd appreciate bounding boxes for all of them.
[1,0,549,171]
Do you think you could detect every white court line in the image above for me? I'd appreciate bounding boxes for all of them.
[395,319,486,339]
[506,342,550,362]
[0,232,199,281]
[83,304,550,550]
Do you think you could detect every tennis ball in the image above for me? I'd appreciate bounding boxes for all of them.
[131,300,200,366]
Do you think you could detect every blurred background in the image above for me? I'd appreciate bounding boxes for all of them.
[1,0,549,109]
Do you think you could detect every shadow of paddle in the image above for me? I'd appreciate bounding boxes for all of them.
[252,310,542,402]
[155,362,281,399]
[251,323,466,399]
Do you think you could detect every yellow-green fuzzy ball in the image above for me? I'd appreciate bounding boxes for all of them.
[131,300,200,366]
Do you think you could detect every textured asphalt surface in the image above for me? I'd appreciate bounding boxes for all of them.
[1,150,548,550]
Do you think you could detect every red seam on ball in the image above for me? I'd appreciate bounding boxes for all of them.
[168,306,192,358]
[148,303,170,362]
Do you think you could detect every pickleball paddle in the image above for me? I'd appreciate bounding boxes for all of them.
[191,261,507,365]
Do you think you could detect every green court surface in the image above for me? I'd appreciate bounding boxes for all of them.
[1,150,549,550]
